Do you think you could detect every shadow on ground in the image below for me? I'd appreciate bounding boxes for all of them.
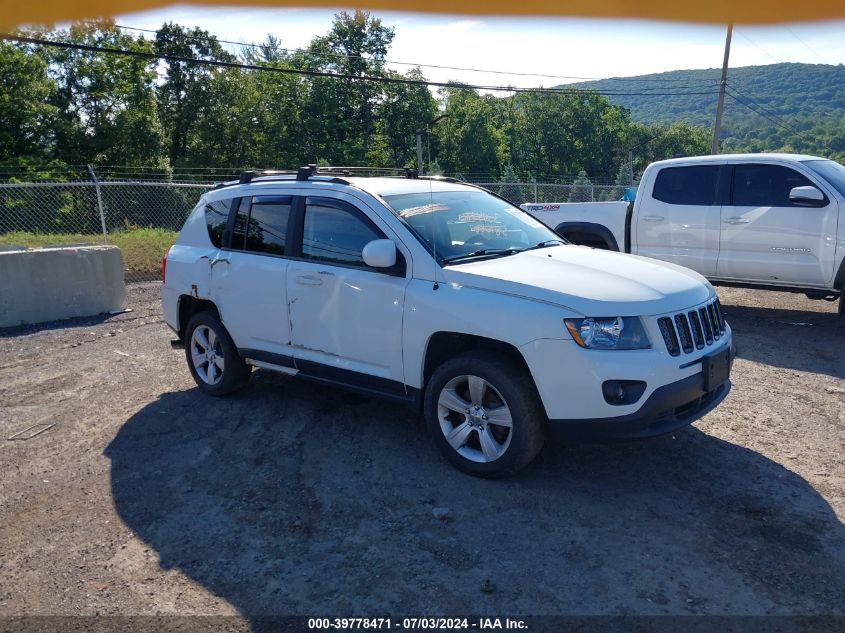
[105,371,845,624]
[719,300,845,378]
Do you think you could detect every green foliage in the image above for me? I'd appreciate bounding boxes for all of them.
[40,21,167,167]
[154,22,235,167]
[0,42,56,162]
[498,163,524,204]
[579,63,845,159]
[568,170,593,202]
[0,228,178,280]
[5,11,760,186]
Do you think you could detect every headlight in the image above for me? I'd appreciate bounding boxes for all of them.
[564,317,651,350]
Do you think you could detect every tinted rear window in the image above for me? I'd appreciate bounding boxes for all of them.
[204,199,231,248]
[231,196,291,256]
[652,165,720,206]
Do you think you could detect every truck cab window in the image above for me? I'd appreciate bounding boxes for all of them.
[652,166,719,206]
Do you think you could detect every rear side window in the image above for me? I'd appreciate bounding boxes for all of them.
[302,198,382,268]
[732,164,814,207]
[652,166,720,206]
[231,196,291,256]
[204,199,231,247]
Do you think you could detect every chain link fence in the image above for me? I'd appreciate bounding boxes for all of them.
[0,177,211,283]
[470,182,628,204]
[0,168,631,285]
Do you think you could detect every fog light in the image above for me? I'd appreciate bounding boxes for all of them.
[602,380,647,406]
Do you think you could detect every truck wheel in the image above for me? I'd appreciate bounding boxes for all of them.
[424,351,546,478]
[184,311,251,396]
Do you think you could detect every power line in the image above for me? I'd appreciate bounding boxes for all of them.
[733,29,781,64]
[785,26,829,65]
[724,86,804,136]
[2,33,723,98]
[107,22,722,85]
[724,85,845,160]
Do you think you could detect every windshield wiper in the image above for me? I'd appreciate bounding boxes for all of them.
[442,248,522,265]
[524,239,565,250]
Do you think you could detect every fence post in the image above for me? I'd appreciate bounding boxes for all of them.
[87,164,108,244]
[532,177,538,203]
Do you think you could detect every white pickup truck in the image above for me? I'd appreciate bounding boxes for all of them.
[523,154,845,315]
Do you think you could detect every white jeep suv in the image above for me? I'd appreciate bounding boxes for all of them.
[161,166,733,477]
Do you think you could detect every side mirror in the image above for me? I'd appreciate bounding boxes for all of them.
[789,186,826,206]
[362,239,397,268]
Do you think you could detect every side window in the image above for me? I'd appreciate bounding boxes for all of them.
[302,198,382,268]
[204,199,231,248]
[652,166,720,206]
[231,199,249,250]
[732,164,814,207]
[230,196,291,256]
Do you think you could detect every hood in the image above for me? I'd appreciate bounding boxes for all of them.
[442,245,713,316]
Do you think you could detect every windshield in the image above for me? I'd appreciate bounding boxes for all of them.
[383,189,563,264]
[802,159,845,198]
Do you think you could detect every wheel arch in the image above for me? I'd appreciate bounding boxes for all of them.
[177,295,220,340]
[835,255,845,292]
[553,221,619,251]
[421,332,537,402]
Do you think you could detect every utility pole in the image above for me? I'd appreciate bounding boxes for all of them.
[711,24,733,155]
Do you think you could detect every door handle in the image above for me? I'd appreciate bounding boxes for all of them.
[642,215,664,222]
[723,217,750,225]
[295,274,323,286]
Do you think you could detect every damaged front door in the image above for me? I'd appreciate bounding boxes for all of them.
[286,196,407,391]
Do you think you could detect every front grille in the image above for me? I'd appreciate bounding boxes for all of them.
[658,299,726,357]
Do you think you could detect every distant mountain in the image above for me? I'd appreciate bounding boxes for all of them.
[572,63,845,157]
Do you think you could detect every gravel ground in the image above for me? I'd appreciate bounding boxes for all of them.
[0,283,843,627]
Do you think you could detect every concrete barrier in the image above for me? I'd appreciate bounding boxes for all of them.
[0,245,126,327]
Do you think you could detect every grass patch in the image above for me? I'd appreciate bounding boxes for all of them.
[0,228,179,281]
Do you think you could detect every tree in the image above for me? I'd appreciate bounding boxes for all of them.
[0,41,57,163]
[511,91,631,181]
[187,68,266,167]
[498,163,524,204]
[154,23,235,166]
[630,122,710,177]
[435,86,501,177]
[301,10,394,163]
[42,21,166,167]
[373,67,437,167]
[568,170,593,202]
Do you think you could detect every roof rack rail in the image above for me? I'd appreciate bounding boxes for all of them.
[417,175,464,184]
[309,165,419,179]
[235,164,423,187]
[239,169,297,184]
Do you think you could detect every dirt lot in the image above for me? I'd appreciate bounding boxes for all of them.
[1,284,843,626]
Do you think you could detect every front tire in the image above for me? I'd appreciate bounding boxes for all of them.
[424,351,546,478]
[184,311,251,396]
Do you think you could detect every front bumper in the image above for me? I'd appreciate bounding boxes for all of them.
[548,373,731,442]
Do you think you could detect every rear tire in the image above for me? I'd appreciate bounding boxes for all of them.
[184,311,251,396]
[424,351,546,478]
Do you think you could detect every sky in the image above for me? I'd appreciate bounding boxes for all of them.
[113,5,845,88]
